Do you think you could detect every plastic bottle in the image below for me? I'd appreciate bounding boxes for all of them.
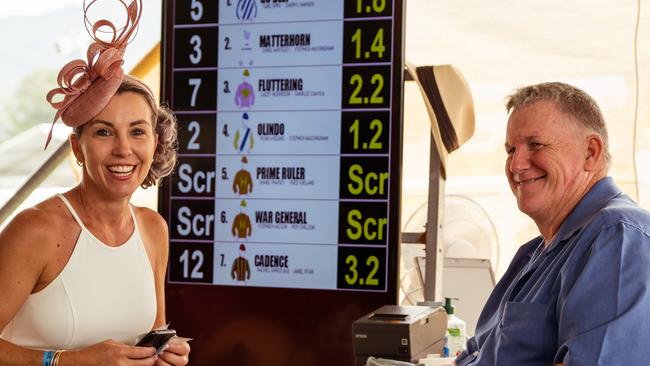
[443,297,466,358]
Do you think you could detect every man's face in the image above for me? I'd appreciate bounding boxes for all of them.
[505,101,590,225]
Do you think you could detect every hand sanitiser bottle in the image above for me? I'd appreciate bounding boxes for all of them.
[443,297,466,358]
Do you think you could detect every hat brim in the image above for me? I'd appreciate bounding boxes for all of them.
[405,62,475,179]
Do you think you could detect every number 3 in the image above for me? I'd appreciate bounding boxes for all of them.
[345,255,358,285]
[189,34,202,64]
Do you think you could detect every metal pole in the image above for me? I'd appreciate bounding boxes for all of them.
[0,140,71,225]
[424,134,445,302]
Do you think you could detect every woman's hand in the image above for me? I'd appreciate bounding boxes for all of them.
[155,338,190,366]
[61,339,158,366]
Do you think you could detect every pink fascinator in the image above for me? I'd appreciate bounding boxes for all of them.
[45,0,142,149]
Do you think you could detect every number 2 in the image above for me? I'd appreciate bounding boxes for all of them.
[369,119,383,149]
[370,74,384,104]
[365,256,379,285]
[349,74,363,104]
[187,121,200,150]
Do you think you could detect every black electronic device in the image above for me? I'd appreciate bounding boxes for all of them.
[136,329,177,355]
[160,1,405,364]
[353,305,447,365]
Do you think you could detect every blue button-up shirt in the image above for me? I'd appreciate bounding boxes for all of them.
[456,177,650,366]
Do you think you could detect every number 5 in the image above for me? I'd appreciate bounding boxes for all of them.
[190,0,203,21]
[188,78,202,107]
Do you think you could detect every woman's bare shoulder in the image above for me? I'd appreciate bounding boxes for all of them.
[133,206,169,245]
[134,206,167,232]
[5,197,70,234]
[133,206,169,269]
[0,196,75,256]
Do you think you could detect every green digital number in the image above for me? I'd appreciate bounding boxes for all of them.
[348,74,384,105]
[348,118,383,150]
[345,255,359,285]
[356,0,386,13]
[344,254,380,286]
[351,28,385,60]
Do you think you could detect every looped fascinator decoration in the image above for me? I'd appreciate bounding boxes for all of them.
[45,0,142,148]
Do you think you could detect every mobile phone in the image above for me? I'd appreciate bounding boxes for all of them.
[136,329,177,354]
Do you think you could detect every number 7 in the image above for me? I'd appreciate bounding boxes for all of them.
[188,78,202,107]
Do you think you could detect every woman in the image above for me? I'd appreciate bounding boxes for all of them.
[0,1,189,365]
[0,76,189,366]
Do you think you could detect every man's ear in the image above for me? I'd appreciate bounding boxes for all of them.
[584,134,604,171]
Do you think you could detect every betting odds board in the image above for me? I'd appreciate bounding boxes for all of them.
[160,1,404,364]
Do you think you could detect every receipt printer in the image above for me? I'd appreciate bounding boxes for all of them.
[352,305,447,366]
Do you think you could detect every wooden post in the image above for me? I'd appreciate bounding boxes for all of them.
[424,133,445,302]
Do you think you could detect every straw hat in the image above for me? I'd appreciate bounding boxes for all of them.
[406,62,475,178]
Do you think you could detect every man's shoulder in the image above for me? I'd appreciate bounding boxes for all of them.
[593,193,650,233]
[570,193,650,254]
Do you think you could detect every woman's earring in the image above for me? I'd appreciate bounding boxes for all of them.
[76,160,84,167]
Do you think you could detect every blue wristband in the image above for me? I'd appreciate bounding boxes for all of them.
[43,351,54,366]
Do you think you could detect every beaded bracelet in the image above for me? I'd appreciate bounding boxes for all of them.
[42,351,54,366]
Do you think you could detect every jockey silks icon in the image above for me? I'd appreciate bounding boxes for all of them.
[234,68,255,109]
[233,112,254,153]
[231,200,252,240]
[231,243,251,282]
[232,155,253,195]
[236,0,257,22]
[241,29,252,51]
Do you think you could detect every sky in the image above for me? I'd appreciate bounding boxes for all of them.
[0,0,161,99]
[0,0,79,18]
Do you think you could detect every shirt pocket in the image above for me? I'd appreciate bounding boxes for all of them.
[496,301,556,365]
[456,352,477,366]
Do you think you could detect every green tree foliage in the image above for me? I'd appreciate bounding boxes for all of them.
[1,69,58,142]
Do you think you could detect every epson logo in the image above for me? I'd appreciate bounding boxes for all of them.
[355,334,368,339]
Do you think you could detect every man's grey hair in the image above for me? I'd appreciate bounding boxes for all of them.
[505,82,611,164]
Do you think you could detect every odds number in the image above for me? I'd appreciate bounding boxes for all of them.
[340,111,390,154]
[344,254,379,286]
[356,0,386,13]
[337,247,386,289]
[344,0,392,18]
[343,20,391,63]
[341,66,390,109]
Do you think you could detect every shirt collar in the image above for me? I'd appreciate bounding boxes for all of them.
[543,177,622,254]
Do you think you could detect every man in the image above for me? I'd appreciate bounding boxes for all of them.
[455,82,650,365]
